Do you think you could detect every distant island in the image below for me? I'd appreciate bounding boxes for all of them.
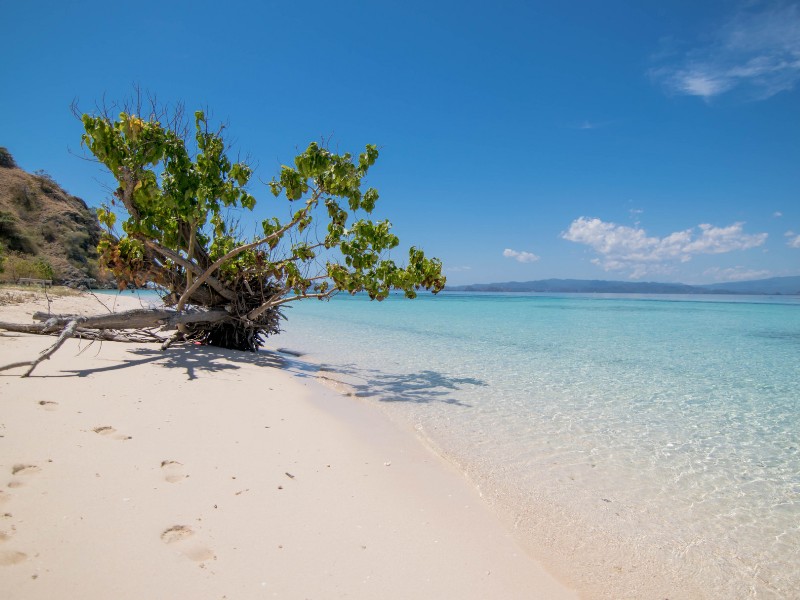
[446,276,800,295]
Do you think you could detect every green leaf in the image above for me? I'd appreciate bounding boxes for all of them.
[80,98,446,348]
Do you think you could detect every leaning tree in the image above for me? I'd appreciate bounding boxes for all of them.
[0,105,445,375]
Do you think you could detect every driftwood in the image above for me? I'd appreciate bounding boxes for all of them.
[1,319,82,377]
[29,308,230,330]
[0,307,235,377]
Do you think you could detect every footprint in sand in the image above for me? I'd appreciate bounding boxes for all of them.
[160,460,188,483]
[0,490,10,505]
[0,550,27,566]
[38,400,58,412]
[8,464,40,489]
[160,525,214,562]
[93,426,132,441]
[0,501,23,565]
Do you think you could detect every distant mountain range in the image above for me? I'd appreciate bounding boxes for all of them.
[446,276,800,295]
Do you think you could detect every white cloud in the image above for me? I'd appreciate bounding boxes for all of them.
[683,222,768,254]
[651,3,800,100]
[570,119,616,130]
[703,266,771,281]
[577,120,603,130]
[562,217,768,278]
[786,230,800,248]
[773,211,783,217]
[503,248,540,263]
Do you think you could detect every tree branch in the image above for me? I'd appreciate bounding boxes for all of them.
[0,320,84,377]
[0,308,236,376]
[26,308,231,330]
[175,204,312,310]
[246,289,336,320]
[143,240,236,301]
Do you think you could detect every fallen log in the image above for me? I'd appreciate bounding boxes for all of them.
[28,308,231,330]
[0,308,234,377]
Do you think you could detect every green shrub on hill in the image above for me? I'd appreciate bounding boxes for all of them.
[0,152,106,285]
[0,210,37,254]
[0,253,54,281]
[0,147,17,169]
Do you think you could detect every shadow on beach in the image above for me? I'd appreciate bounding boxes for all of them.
[56,343,484,407]
[322,366,484,406]
[61,344,286,381]
[289,359,485,407]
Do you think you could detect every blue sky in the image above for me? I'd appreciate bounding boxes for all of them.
[1,0,798,285]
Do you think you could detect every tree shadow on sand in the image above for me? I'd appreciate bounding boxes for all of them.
[60,344,486,406]
[63,345,285,381]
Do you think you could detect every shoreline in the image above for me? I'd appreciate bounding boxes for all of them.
[0,290,575,599]
[293,357,718,600]
[261,293,797,599]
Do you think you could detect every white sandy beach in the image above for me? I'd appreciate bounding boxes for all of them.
[0,290,576,599]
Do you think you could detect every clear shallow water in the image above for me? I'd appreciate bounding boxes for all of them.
[267,292,800,598]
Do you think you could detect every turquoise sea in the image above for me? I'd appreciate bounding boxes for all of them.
[263,292,800,598]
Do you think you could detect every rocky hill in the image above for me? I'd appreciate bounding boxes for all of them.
[0,147,108,286]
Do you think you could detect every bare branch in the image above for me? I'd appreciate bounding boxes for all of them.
[160,331,185,351]
[1,320,83,377]
[175,202,313,311]
[246,289,336,320]
[143,240,235,301]
[0,322,51,334]
[27,308,231,331]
